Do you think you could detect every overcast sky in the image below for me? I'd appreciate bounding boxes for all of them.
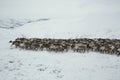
[0,0,120,18]
[0,0,81,18]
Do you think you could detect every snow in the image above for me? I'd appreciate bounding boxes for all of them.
[15,18,120,39]
[0,48,120,80]
[0,18,50,29]
[0,0,120,80]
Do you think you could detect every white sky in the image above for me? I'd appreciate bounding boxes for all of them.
[0,0,120,18]
[0,0,80,18]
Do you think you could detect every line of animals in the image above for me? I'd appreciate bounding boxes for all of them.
[9,38,120,56]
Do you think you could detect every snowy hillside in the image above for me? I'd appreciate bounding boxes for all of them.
[0,18,49,29]
[0,0,120,80]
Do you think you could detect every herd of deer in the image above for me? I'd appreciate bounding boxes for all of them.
[9,38,120,56]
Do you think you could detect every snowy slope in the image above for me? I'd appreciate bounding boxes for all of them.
[0,18,49,29]
[15,18,120,39]
[0,0,120,80]
[1,18,120,80]
[0,28,120,80]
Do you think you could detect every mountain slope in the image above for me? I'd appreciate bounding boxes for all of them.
[0,0,120,80]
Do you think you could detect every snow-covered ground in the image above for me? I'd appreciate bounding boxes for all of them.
[0,0,120,80]
[0,18,49,29]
